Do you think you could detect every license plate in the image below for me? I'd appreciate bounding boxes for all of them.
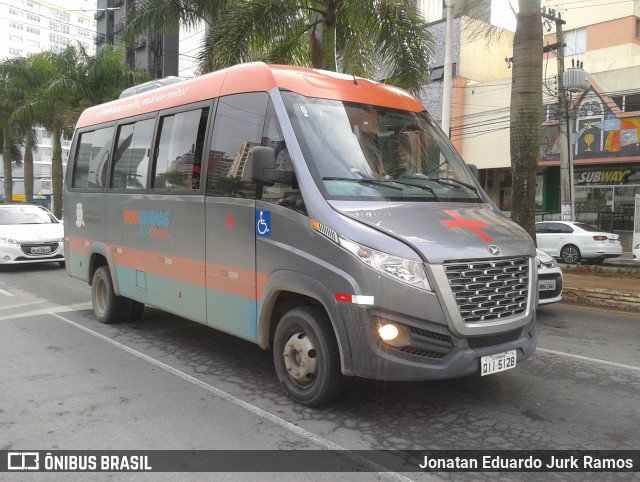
[539,279,556,291]
[31,246,51,254]
[481,350,516,376]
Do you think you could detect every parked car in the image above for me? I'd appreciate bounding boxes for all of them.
[0,204,65,267]
[536,248,563,306]
[535,220,622,264]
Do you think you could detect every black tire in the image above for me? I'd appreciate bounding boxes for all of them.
[123,299,145,321]
[273,307,345,406]
[560,244,581,264]
[91,266,125,324]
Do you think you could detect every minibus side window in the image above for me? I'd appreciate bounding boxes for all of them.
[260,100,306,215]
[206,93,269,198]
[111,118,155,190]
[152,107,209,191]
[72,126,114,189]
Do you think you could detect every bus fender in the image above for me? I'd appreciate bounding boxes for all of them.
[88,242,121,296]
[257,270,354,375]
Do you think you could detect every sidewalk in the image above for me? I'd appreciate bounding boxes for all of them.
[559,253,640,313]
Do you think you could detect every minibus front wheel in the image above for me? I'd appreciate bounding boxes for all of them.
[273,307,345,406]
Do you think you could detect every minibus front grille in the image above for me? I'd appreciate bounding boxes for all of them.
[443,257,529,323]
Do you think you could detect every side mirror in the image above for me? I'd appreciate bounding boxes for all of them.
[250,146,292,185]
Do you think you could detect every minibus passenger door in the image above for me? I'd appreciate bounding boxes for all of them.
[204,93,269,342]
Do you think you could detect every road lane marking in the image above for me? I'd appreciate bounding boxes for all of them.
[0,303,93,321]
[48,311,418,481]
[0,300,50,311]
[0,288,14,297]
[537,348,640,373]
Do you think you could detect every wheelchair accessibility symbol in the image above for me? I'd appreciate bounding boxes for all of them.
[256,210,271,237]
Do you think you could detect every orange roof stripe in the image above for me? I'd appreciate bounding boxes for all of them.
[76,62,425,128]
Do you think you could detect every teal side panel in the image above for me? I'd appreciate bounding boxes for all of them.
[206,288,258,342]
[115,265,207,323]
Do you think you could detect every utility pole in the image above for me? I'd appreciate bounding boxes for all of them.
[542,8,571,220]
[441,0,454,137]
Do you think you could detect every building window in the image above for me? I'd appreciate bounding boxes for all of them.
[27,13,40,22]
[27,26,40,35]
[611,93,640,113]
[9,8,24,17]
[10,22,24,30]
[78,29,91,38]
[50,20,69,34]
[27,39,40,49]
[9,35,23,44]
[636,18,640,39]
[49,33,70,45]
[9,48,23,56]
[564,28,586,56]
[40,181,52,193]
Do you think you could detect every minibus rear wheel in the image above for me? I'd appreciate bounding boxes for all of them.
[273,307,345,406]
[91,266,124,324]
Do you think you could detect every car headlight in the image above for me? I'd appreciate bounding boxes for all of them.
[635,244,640,250]
[541,257,558,268]
[338,236,431,291]
[0,236,18,244]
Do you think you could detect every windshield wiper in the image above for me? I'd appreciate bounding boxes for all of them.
[426,177,478,195]
[384,180,441,201]
[322,177,403,191]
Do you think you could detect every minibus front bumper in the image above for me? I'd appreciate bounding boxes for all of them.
[337,304,537,381]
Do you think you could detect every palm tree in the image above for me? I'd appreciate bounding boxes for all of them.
[123,0,432,94]
[0,56,48,205]
[0,61,26,204]
[509,0,542,240]
[14,45,151,218]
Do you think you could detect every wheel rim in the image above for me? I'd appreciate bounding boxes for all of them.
[282,331,318,386]
[563,247,578,263]
[94,276,107,316]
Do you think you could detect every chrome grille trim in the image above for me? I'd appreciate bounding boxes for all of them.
[443,257,530,323]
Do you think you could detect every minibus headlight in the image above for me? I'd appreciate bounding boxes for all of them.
[339,236,431,291]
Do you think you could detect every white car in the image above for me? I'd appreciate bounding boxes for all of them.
[536,248,563,306]
[0,204,65,267]
[535,220,622,264]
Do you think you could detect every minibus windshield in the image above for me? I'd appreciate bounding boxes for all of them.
[282,91,481,203]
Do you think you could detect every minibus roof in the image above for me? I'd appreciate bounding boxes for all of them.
[76,62,425,128]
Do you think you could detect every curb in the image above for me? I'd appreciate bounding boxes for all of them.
[562,286,640,313]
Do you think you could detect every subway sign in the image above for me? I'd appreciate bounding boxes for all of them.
[574,167,639,185]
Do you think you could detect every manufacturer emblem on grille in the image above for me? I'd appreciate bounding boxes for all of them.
[488,245,501,256]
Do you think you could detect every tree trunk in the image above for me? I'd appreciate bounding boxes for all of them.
[509,0,543,241]
[2,130,13,204]
[51,128,63,218]
[24,137,34,204]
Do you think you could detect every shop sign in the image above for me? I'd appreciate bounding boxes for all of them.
[574,168,639,185]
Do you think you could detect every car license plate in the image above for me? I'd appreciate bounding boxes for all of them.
[539,279,556,291]
[481,350,516,376]
[31,246,51,254]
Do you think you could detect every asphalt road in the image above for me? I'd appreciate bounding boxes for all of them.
[1,264,639,480]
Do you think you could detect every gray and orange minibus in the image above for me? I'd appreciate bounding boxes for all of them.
[64,62,537,405]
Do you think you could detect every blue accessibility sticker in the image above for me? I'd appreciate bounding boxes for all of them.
[256,210,271,237]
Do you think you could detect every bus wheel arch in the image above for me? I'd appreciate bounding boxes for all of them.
[257,271,353,377]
